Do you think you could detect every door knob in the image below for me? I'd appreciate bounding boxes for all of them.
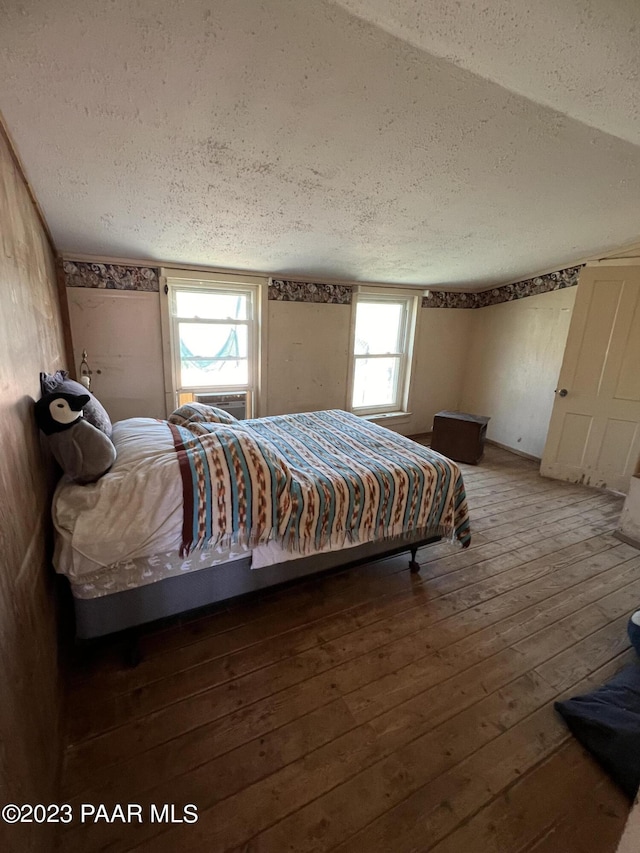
[556,388,568,397]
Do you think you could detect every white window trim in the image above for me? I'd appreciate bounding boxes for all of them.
[160,268,267,417]
[348,287,419,417]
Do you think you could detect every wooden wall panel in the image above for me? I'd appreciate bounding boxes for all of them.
[0,125,66,852]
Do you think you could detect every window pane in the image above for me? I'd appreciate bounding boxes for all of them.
[354,301,403,355]
[179,323,247,359]
[175,290,248,320]
[352,357,400,408]
[178,322,248,387]
[181,358,248,388]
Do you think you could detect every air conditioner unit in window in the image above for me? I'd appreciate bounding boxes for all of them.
[194,392,248,420]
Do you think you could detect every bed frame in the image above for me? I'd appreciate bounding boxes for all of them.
[72,533,441,640]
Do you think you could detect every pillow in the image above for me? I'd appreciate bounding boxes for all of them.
[169,402,238,427]
[40,370,112,438]
[555,663,640,800]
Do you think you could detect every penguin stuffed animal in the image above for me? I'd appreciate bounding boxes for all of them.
[35,391,116,484]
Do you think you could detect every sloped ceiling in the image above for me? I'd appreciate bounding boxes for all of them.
[1,0,639,290]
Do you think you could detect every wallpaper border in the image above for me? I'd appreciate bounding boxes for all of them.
[63,259,583,307]
[421,265,583,309]
[269,279,352,304]
[63,260,159,291]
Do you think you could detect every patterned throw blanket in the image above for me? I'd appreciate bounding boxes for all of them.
[168,407,470,556]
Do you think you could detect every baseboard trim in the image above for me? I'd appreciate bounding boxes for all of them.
[485,439,541,463]
[613,530,640,551]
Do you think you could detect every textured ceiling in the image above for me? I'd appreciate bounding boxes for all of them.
[1,0,640,290]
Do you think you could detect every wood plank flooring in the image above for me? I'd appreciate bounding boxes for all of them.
[57,445,638,852]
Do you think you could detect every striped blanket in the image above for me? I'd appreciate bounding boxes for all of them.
[168,408,470,556]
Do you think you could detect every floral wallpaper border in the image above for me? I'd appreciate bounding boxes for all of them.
[63,259,582,307]
[268,267,582,307]
[63,260,160,291]
[269,279,352,304]
[422,265,583,309]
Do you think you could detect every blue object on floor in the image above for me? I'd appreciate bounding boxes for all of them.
[628,611,640,654]
[555,663,640,801]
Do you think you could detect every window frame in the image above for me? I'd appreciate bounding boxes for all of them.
[160,269,265,416]
[349,288,419,417]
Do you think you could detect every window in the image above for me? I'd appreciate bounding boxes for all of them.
[162,270,263,415]
[350,291,418,416]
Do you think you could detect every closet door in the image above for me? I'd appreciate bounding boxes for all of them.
[541,265,640,493]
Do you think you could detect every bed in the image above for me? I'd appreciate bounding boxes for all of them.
[52,407,471,639]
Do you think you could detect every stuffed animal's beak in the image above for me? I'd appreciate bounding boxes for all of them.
[69,394,90,412]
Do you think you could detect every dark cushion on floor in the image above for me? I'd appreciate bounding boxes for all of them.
[555,663,640,801]
[629,612,640,654]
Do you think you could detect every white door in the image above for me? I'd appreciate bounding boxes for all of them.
[541,265,640,493]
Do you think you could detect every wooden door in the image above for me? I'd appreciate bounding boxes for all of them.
[541,265,640,493]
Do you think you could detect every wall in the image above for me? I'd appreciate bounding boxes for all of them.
[410,307,475,434]
[266,301,473,433]
[266,300,352,416]
[63,271,475,436]
[618,476,640,546]
[460,287,577,458]
[0,128,66,851]
[62,262,579,444]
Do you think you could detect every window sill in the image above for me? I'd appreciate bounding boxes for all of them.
[360,411,413,425]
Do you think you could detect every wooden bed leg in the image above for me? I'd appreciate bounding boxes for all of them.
[409,545,421,574]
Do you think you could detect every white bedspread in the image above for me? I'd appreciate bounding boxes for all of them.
[54,419,184,577]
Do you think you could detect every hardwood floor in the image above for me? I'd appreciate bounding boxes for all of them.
[57,445,637,852]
